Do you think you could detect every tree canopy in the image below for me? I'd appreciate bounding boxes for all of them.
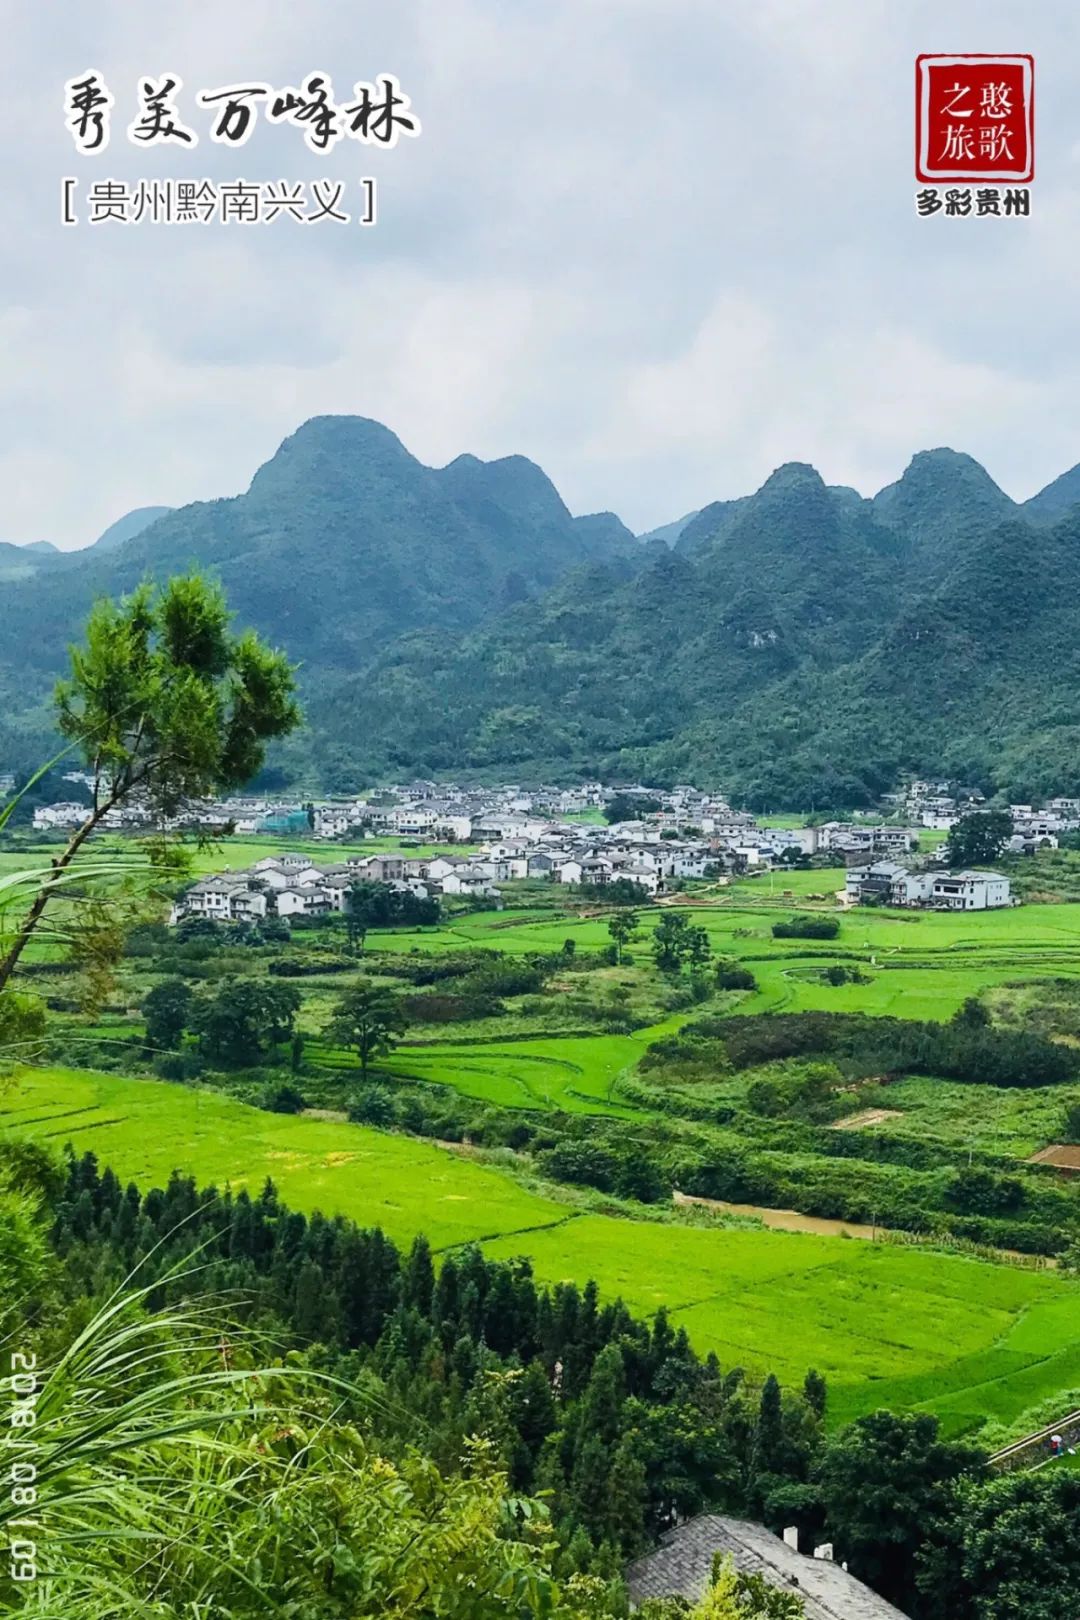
[0,573,299,998]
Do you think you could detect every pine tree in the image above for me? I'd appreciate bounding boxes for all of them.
[803,1368,827,1421]
[578,1343,626,1449]
[602,1434,648,1553]
[570,1433,613,1539]
[755,1373,784,1480]
[402,1234,435,1314]
[513,1358,558,1461]
[293,1258,330,1342]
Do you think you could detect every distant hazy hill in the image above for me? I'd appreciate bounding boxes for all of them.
[4,420,1080,805]
[638,511,699,547]
[90,506,175,551]
[1023,461,1080,522]
[0,544,42,583]
[0,417,638,772]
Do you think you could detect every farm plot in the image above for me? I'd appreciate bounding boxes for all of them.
[481,1214,1080,1438]
[0,1066,566,1250]
[5,1064,1079,1442]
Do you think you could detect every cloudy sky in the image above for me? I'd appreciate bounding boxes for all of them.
[4,1,1078,547]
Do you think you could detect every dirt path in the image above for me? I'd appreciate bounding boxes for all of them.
[673,1189,882,1241]
[831,1108,903,1130]
[672,1191,1057,1266]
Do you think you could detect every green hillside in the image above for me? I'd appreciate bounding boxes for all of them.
[4,420,1080,803]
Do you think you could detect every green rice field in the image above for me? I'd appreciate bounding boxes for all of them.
[4,1064,1080,1442]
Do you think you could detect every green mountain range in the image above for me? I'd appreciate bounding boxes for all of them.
[1,416,1078,807]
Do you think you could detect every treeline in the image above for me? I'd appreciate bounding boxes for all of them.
[672,1007,1080,1089]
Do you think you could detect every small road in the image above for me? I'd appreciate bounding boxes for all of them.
[988,1409,1080,1471]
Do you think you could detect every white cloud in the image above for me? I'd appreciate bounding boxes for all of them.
[3,0,1079,543]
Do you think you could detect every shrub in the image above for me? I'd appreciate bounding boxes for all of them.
[772,916,840,940]
[946,1167,1027,1216]
[536,1140,619,1192]
[717,965,757,991]
[401,993,502,1024]
[821,965,868,986]
[457,959,548,999]
[347,1087,396,1126]
[260,1082,307,1114]
[747,1079,784,1117]
[613,1150,671,1204]
[153,1051,204,1083]
[268,957,354,977]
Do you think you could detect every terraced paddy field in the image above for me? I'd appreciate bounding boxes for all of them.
[313,1016,692,1115]
[0,1065,563,1249]
[4,1064,1080,1443]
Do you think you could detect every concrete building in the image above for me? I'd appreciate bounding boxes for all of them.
[847,865,1011,911]
[928,869,1011,910]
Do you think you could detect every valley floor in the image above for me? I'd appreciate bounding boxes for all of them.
[8,847,1080,1452]
[5,1063,1079,1447]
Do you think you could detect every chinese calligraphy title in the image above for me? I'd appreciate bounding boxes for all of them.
[64,71,420,154]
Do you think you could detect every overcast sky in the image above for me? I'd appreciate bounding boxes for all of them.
[5,0,1079,547]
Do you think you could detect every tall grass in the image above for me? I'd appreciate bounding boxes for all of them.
[0,1269,566,1620]
[0,1268,377,1618]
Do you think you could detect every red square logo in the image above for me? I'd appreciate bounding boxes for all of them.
[916,55,1033,182]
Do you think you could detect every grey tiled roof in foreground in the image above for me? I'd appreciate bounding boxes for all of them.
[625,1516,909,1619]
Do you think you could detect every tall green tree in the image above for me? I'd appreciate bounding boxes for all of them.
[816,1410,983,1613]
[802,1369,827,1421]
[944,811,1013,868]
[0,574,299,996]
[344,879,381,954]
[652,911,711,977]
[604,793,660,824]
[754,1373,785,1479]
[607,910,640,963]
[929,1469,1080,1620]
[192,977,301,1066]
[141,977,192,1051]
[326,978,408,1081]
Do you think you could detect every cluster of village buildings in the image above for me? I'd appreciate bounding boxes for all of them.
[891,779,1080,850]
[174,810,724,924]
[16,772,1080,923]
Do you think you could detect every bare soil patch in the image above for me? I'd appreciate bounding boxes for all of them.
[831,1107,904,1130]
[674,1188,882,1241]
[1029,1144,1080,1172]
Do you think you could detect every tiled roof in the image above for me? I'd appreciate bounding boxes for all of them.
[625,1516,908,1620]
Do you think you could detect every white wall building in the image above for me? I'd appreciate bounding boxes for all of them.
[929,870,1011,910]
